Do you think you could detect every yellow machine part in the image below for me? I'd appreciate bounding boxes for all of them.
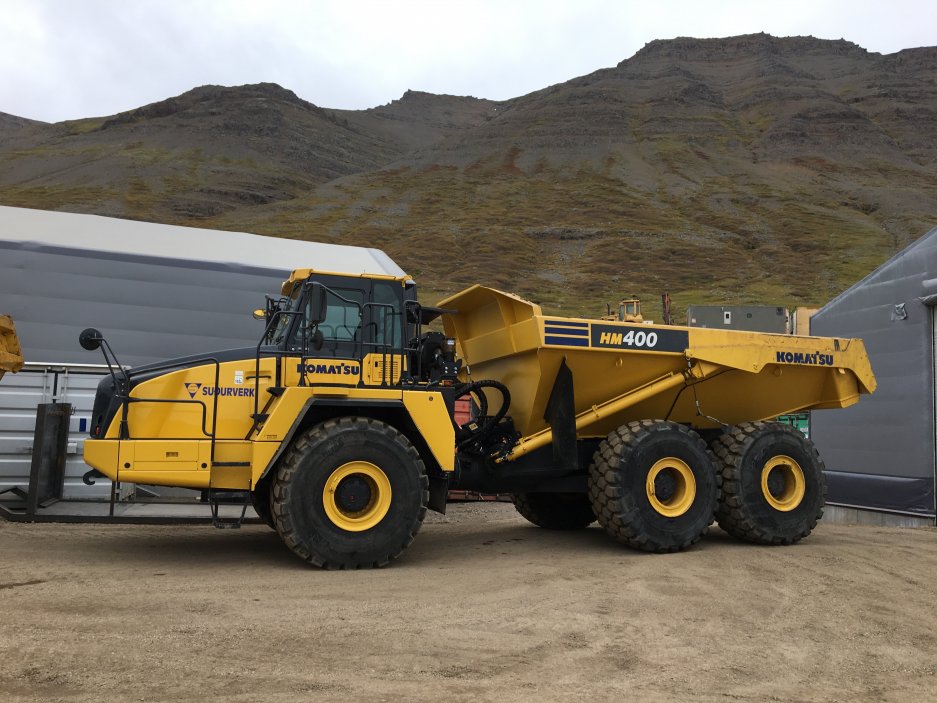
[0,314,24,381]
[281,268,408,295]
[83,356,455,491]
[438,286,876,456]
[91,357,274,444]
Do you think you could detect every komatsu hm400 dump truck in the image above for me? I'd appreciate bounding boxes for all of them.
[80,263,875,568]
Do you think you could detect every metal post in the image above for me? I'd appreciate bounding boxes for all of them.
[26,403,72,518]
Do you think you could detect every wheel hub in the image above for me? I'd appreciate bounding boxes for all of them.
[760,455,806,512]
[335,475,372,513]
[645,457,696,518]
[654,471,677,503]
[766,471,786,499]
[323,461,392,532]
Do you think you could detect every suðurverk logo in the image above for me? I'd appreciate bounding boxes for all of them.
[184,382,202,398]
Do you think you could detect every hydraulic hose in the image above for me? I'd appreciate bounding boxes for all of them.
[453,379,511,447]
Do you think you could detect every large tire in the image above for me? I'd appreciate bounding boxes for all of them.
[512,492,597,530]
[712,422,825,545]
[250,481,276,530]
[270,417,428,568]
[588,420,719,553]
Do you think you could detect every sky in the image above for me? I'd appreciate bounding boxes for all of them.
[1,0,935,123]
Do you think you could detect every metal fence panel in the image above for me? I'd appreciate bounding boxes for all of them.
[0,363,112,499]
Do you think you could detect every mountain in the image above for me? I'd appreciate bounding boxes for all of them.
[0,83,494,220]
[1,34,935,317]
[335,90,499,151]
[0,112,48,132]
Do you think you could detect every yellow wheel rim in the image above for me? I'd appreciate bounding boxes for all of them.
[760,455,805,512]
[646,457,696,518]
[323,461,392,532]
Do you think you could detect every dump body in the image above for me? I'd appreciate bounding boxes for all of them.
[439,286,875,456]
[0,315,24,381]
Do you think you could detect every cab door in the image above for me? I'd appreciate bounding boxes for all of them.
[282,278,366,388]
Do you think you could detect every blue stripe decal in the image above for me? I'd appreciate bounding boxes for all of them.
[545,335,590,347]
[545,325,588,336]
[545,319,589,328]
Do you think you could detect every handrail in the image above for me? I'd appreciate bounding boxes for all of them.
[252,309,302,421]
[403,299,423,383]
[116,356,222,462]
[126,397,213,437]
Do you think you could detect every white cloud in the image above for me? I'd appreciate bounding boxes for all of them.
[0,0,933,122]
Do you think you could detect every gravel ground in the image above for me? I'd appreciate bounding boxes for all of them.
[1,502,935,702]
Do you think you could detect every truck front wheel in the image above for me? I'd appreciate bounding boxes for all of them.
[588,420,719,553]
[270,417,429,568]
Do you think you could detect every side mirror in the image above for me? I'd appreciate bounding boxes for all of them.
[310,328,324,352]
[79,327,103,351]
[308,282,328,324]
[252,309,266,320]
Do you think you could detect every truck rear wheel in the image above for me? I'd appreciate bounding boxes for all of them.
[512,492,596,530]
[712,422,825,544]
[588,420,719,553]
[270,417,429,568]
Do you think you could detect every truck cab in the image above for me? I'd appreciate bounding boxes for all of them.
[82,268,473,562]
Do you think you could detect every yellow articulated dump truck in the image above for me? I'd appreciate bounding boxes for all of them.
[79,268,875,568]
[0,314,24,381]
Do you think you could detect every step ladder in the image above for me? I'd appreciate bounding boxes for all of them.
[207,462,253,529]
[207,487,250,529]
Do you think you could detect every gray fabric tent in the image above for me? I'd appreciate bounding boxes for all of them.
[811,226,937,519]
[0,205,405,367]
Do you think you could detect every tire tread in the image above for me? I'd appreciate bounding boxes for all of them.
[587,419,720,553]
[270,417,428,569]
[712,421,825,545]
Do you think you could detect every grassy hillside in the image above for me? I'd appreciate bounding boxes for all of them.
[1,34,935,319]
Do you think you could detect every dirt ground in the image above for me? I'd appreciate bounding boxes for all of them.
[1,503,935,703]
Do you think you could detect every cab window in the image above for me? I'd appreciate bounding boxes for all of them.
[288,286,364,351]
[371,282,403,349]
[319,288,364,342]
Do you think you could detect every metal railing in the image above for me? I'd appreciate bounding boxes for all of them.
[116,357,222,461]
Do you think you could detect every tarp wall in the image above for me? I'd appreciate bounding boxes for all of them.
[0,206,406,367]
[811,226,937,517]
